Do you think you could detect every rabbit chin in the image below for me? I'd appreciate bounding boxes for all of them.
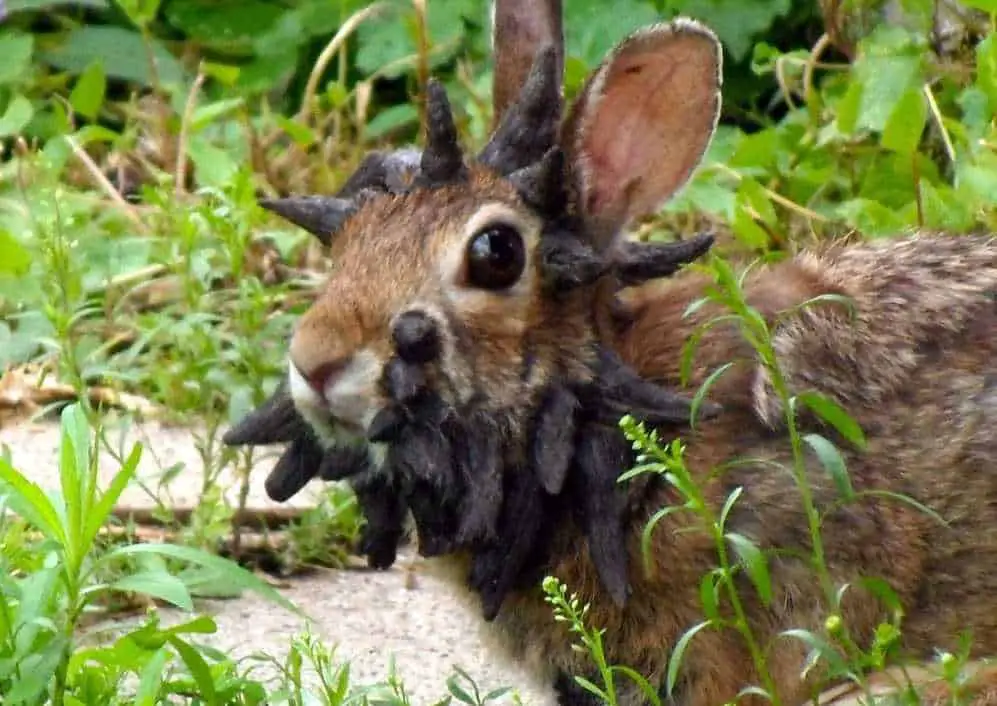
[286,352,384,451]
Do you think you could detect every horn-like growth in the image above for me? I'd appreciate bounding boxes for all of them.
[479,46,563,176]
[418,80,467,186]
[258,196,358,246]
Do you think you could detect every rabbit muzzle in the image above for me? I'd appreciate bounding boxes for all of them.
[286,349,386,448]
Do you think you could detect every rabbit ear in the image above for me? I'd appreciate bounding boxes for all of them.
[564,19,723,252]
[490,0,563,129]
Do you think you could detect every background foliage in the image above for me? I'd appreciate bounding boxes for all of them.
[0,0,995,702]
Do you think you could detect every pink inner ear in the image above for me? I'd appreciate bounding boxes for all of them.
[580,29,721,235]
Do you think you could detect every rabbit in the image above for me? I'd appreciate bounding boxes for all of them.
[225,1,997,705]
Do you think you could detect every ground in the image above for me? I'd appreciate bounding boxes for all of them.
[1,417,558,706]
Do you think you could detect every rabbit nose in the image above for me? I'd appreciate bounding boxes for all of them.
[303,358,350,400]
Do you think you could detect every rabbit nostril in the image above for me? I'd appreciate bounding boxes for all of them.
[392,311,440,363]
[306,358,349,398]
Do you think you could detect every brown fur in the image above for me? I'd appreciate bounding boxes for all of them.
[278,8,997,704]
[454,232,997,706]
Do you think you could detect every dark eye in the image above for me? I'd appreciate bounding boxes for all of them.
[465,223,526,290]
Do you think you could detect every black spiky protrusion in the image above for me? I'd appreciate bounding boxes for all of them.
[258,196,359,246]
[222,379,305,446]
[586,348,722,426]
[419,80,467,186]
[613,233,716,286]
[530,384,578,494]
[478,46,562,176]
[508,147,567,216]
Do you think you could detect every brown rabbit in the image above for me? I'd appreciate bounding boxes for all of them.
[226,2,997,705]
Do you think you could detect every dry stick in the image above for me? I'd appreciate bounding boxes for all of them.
[175,68,206,198]
[297,2,390,127]
[66,136,150,234]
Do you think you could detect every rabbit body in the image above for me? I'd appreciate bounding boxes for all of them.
[421,232,997,706]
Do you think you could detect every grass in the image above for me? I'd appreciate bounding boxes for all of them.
[0,0,995,703]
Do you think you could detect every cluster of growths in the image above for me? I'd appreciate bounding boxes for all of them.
[224,49,720,620]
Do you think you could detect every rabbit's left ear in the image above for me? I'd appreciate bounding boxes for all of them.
[564,19,723,252]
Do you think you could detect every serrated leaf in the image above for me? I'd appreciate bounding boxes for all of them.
[0,94,34,137]
[0,33,34,84]
[725,531,773,605]
[881,87,926,154]
[69,59,106,120]
[803,433,855,500]
[796,391,867,449]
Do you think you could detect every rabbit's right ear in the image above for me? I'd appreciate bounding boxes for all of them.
[564,19,723,252]
[490,0,564,129]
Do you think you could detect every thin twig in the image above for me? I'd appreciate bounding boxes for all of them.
[803,33,833,106]
[922,82,957,165]
[297,2,390,126]
[713,163,830,223]
[66,135,150,234]
[175,66,206,198]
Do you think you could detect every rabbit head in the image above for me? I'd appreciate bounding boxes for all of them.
[283,18,724,453]
[227,4,725,617]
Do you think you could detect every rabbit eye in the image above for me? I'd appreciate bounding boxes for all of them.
[465,223,526,290]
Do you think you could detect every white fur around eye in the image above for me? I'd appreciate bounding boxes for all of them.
[437,201,541,299]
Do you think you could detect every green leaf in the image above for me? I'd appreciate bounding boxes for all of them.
[0,34,34,84]
[0,229,31,275]
[105,543,301,615]
[796,391,867,449]
[0,457,67,546]
[116,0,163,29]
[6,0,109,10]
[167,635,219,705]
[109,571,195,611]
[881,87,926,154]
[960,0,997,11]
[186,136,239,189]
[134,646,171,706]
[0,94,34,138]
[40,25,186,88]
[675,0,793,61]
[803,433,855,500]
[691,362,734,429]
[83,443,142,552]
[731,206,771,250]
[725,531,773,605]
[666,620,712,696]
[69,60,106,120]
[976,33,997,110]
